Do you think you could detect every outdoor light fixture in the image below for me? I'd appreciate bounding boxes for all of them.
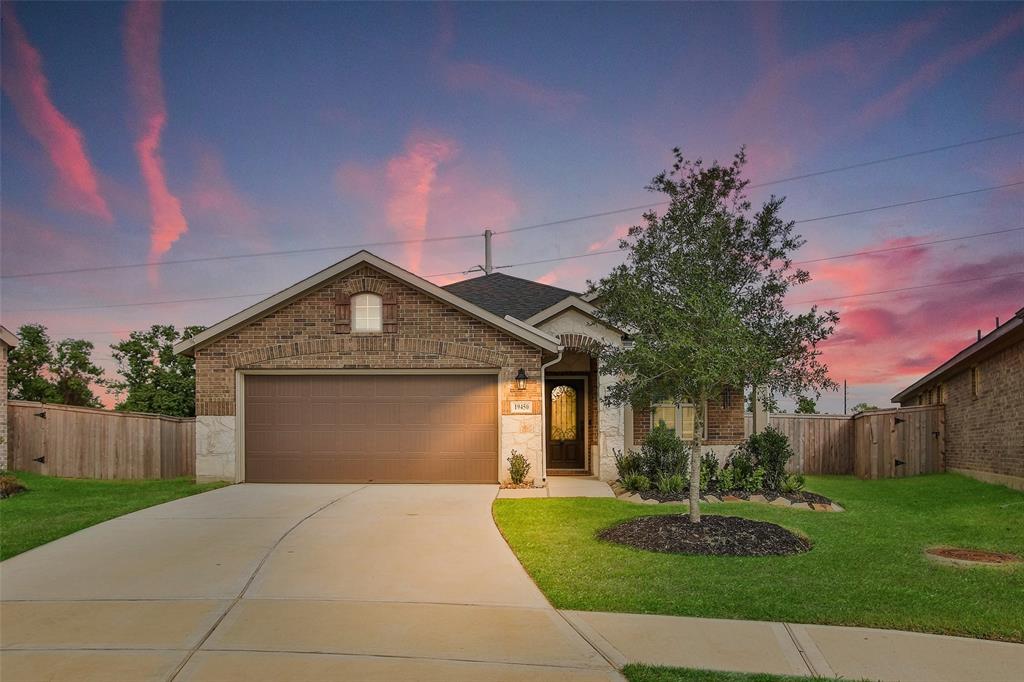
[515,368,528,390]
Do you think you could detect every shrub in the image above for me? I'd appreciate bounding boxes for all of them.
[781,473,806,493]
[655,472,685,493]
[699,451,719,490]
[745,427,795,491]
[717,466,738,492]
[636,424,690,479]
[622,473,651,492]
[613,448,643,480]
[506,450,531,485]
[0,473,27,499]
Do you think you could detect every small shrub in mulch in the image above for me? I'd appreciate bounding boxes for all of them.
[598,514,811,556]
[0,473,28,499]
[636,488,833,506]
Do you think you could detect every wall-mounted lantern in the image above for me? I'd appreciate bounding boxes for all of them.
[515,368,528,391]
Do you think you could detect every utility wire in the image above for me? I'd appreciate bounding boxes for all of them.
[3,131,1021,280]
[790,271,1024,305]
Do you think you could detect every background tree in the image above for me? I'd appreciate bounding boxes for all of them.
[6,324,104,406]
[106,325,205,417]
[794,395,818,414]
[590,147,838,522]
[745,387,779,414]
[851,402,879,413]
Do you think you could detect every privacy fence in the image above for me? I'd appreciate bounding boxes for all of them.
[744,405,945,479]
[6,401,195,480]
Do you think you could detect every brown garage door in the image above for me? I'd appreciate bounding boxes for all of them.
[244,374,497,483]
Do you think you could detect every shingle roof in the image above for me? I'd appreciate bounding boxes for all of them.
[442,272,578,320]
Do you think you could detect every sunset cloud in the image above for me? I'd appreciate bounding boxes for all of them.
[443,61,586,118]
[1,4,112,221]
[123,0,188,279]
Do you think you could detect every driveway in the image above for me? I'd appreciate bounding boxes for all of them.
[0,484,619,681]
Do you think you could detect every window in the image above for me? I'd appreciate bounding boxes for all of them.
[352,293,382,333]
[652,403,698,440]
[938,384,946,404]
[550,385,578,440]
[971,366,980,399]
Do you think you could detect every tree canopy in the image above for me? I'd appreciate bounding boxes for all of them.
[6,324,104,406]
[106,325,204,417]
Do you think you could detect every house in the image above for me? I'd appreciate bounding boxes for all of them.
[173,251,745,484]
[0,325,17,470]
[892,306,1023,491]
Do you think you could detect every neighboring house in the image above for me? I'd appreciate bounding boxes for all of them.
[174,251,744,484]
[0,325,17,470]
[893,306,1023,491]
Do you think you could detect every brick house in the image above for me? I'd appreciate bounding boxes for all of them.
[0,325,17,470]
[893,306,1023,491]
[174,251,745,484]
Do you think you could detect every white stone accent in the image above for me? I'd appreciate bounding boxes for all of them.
[196,415,237,482]
[500,414,543,486]
[597,367,624,481]
[537,308,622,347]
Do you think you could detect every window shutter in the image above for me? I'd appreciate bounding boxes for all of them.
[382,293,398,333]
[335,291,351,333]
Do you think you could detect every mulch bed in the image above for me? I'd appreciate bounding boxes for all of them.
[637,489,832,505]
[598,514,812,556]
[926,547,1020,565]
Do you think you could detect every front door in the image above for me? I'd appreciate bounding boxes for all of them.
[546,378,586,470]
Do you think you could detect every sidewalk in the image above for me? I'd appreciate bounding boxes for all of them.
[560,610,1024,682]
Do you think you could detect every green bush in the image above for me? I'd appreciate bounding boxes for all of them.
[655,472,686,493]
[744,427,795,491]
[507,449,531,485]
[637,424,690,479]
[613,448,644,479]
[699,451,719,490]
[622,473,652,492]
[781,473,806,493]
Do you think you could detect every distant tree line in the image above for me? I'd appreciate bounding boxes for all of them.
[6,323,204,417]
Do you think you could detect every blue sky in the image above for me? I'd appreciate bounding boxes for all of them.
[2,1,1022,411]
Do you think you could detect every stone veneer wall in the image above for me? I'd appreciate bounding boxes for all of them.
[902,339,1022,489]
[1,343,8,470]
[193,265,545,483]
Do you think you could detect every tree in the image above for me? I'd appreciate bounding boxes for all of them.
[50,339,104,407]
[794,395,817,414]
[6,323,104,406]
[590,147,838,522]
[6,324,58,402]
[851,402,878,413]
[106,325,205,417]
[745,387,779,414]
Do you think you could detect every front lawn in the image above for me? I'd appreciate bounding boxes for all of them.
[493,474,1024,642]
[622,665,848,682]
[0,472,226,560]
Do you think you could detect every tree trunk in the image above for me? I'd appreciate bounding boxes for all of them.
[689,401,705,523]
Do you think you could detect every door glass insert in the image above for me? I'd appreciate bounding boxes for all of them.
[550,385,577,440]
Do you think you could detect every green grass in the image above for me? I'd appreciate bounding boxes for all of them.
[622,665,843,682]
[0,472,226,560]
[493,474,1024,642]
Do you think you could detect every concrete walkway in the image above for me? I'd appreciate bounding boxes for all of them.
[496,475,615,499]
[0,484,619,681]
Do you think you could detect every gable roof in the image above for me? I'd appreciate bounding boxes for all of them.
[891,306,1024,403]
[0,325,17,349]
[172,251,560,356]
[442,272,577,320]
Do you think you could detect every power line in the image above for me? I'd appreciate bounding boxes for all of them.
[790,271,1024,305]
[4,131,1021,280]
[5,292,276,313]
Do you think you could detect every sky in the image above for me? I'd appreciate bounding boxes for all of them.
[1,1,1022,413]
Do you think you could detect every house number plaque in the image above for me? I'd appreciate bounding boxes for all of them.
[510,400,532,414]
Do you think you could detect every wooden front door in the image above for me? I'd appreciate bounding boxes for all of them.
[546,378,586,470]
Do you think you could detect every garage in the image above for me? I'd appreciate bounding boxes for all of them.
[243,373,498,483]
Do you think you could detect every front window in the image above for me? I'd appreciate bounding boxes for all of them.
[550,385,578,440]
[352,293,382,333]
[652,403,697,440]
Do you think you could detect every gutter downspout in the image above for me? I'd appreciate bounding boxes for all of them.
[539,348,564,484]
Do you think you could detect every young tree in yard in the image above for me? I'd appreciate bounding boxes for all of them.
[794,395,818,414]
[106,325,205,417]
[6,324,59,402]
[852,402,879,413]
[50,338,105,407]
[590,148,838,522]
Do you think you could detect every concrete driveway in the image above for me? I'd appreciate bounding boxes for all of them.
[0,484,619,681]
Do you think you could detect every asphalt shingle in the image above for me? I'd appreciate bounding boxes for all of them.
[443,273,577,321]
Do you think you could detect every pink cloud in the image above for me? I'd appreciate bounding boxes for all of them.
[1,4,112,221]
[857,9,1024,126]
[123,0,188,280]
[443,62,586,118]
[182,145,272,251]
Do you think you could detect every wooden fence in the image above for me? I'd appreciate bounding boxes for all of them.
[744,405,944,479]
[7,401,195,479]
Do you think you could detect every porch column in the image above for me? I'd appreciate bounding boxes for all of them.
[752,385,770,435]
[596,360,624,481]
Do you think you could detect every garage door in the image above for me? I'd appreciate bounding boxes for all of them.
[243,374,498,483]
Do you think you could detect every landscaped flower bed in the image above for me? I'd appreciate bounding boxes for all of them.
[599,514,811,556]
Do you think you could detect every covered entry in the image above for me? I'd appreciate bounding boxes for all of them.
[243,373,498,483]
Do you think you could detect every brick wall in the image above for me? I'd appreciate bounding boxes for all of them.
[941,340,1023,480]
[630,388,745,448]
[195,265,544,416]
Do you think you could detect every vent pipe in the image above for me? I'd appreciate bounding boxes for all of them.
[483,229,493,275]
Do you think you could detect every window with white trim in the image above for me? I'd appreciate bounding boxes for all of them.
[352,293,383,333]
[652,402,700,440]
